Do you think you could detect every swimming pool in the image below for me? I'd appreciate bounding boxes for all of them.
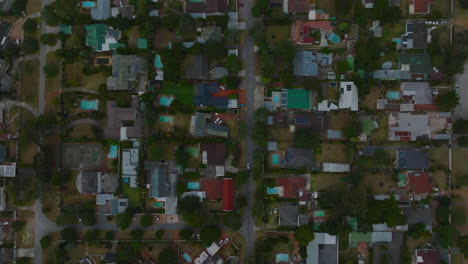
[160,96,173,106]
[154,202,164,208]
[182,253,192,263]
[267,187,279,195]
[328,32,341,44]
[80,99,98,111]
[123,178,129,183]
[81,1,96,8]
[154,54,163,69]
[386,91,401,100]
[273,93,280,103]
[159,115,174,123]
[187,182,200,190]
[276,253,289,262]
[108,145,117,159]
[271,154,280,165]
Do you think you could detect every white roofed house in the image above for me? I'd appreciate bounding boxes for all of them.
[122,141,140,188]
[322,162,350,172]
[338,82,358,111]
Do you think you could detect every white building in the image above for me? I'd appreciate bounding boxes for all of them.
[338,82,358,111]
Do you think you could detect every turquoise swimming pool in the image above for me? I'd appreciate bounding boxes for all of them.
[81,1,96,8]
[160,96,173,106]
[159,115,174,123]
[276,253,289,262]
[154,54,163,69]
[154,202,164,208]
[271,154,280,165]
[182,253,192,263]
[108,145,117,159]
[386,91,401,100]
[328,32,341,44]
[187,182,200,190]
[80,99,98,111]
[267,187,279,195]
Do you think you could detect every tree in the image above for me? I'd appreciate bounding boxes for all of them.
[177,15,195,37]
[224,54,241,72]
[162,14,179,31]
[40,236,51,249]
[11,0,27,15]
[158,247,177,264]
[156,229,165,239]
[436,91,459,111]
[457,136,468,147]
[41,33,57,46]
[203,41,226,60]
[116,209,134,230]
[435,225,458,248]
[60,227,78,241]
[200,224,221,244]
[105,231,115,240]
[11,221,26,232]
[116,245,137,263]
[22,37,39,54]
[454,119,468,133]
[223,213,242,230]
[294,224,314,246]
[234,171,249,185]
[460,0,468,9]
[175,144,189,168]
[408,222,427,239]
[294,129,320,149]
[140,213,153,227]
[130,229,144,240]
[79,207,96,226]
[23,19,38,33]
[44,64,60,78]
[84,229,100,243]
[373,149,393,167]
[458,235,468,258]
[343,121,363,139]
[180,227,193,240]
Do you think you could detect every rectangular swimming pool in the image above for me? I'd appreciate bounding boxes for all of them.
[386,91,401,100]
[80,99,98,111]
[267,187,279,195]
[187,182,200,190]
[81,1,96,7]
[271,154,280,165]
[160,96,174,106]
[276,253,289,262]
[107,145,118,159]
[159,115,174,123]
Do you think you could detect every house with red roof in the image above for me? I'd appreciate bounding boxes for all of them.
[409,0,433,14]
[277,177,307,199]
[415,248,440,264]
[200,178,234,211]
[404,172,433,200]
[222,178,234,211]
[291,20,333,45]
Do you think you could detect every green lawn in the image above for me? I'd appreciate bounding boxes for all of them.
[265,25,290,44]
[159,81,195,107]
[45,51,60,113]
[122,182,142,208]
[20,59,40,109]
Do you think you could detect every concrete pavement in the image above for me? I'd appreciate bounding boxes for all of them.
[454,62,468,119]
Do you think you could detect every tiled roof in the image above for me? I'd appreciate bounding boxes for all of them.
[222,178,234,211]
[407,172,432,194]
[277,177,306,198]
[201,179,223,200]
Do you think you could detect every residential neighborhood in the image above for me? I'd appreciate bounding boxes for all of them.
[0,0,466,263]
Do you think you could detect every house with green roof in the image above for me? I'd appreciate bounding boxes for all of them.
[59,24,72,35]
[280,89,311,110]
[398,53,431,80]
[85,24,124,52]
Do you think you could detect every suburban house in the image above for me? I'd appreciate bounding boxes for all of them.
[200,142,227,166]
[106,55,148,91]
[185,0,228,18]
[275,177,308,199]
[76,171,117,194]
[306,233,338,264]
[144,160,178,215]
[197,26,223,44]
[185,54,210,79]
[338,81,358,111]
[279,204,308,227]
[293,50,333,77]
[395,149,429,170]
[200,178,234,211]
[0,162,15,177]
[90,0,111,20]
[281,147,317,170]
[96,194,128,215]
[104,97,143,140]
[85,24,123,51]
[402,21,429,49]
[402,206,432,231]
[194,82,229,109]
[122,143,139,188]
[291,20,333,44]
[400,172,433,200]
[415,248,440,263]
[265,111,327,132]
[398,53,432,80]
[377,82,434,112]
[409,0,433,14]
[322,162,350,172]
[222,178,234,211]
[388,112,451,141]
[190,112,229,138]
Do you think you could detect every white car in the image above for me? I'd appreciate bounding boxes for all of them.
[246,163,251,170]
[432,67,439,73]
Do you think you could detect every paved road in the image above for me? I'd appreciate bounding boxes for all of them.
[239,0,257,260]
[0,99,38,116]
[454,62,468,119]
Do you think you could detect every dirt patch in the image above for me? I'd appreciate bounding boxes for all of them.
[317,143,349,163]
[9,19,24,41]
[311,173,347,191]
[16,210,34,248]
[363,171,397,194]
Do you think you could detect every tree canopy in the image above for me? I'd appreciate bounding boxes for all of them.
[436,91,459,111]
[158,247,177,264]
[200,224,221,244]
[294,224,315,246]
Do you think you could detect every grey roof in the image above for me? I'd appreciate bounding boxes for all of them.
[402,206,432,231]
[0,163,15,177]
[76,171,99,194]
[0,145,5,163]
[279,204,308,226]
[373,70,411,80]
[403,22,428,49]
[144,160,177,199]
[185,54,209,79]
[0,74,14,92]
[294,50,318,76]
[282,147,316,169]
[194,82,228,109]
[210,66,228,80]
[0,248,14,263]
[397,149,429,169]
[372,232,403,264]
[91,0,111,20]
[191,112,229,138]
[0,59,8,76]
[401,82,432,104]
[104,97,143,140]
[327,129,343,139]
[306,233,338,264]
[96,194,128,215]
[107,55,147,91]
[267,141,277,151]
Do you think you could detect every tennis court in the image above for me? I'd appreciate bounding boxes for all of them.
[61,143,105,170]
